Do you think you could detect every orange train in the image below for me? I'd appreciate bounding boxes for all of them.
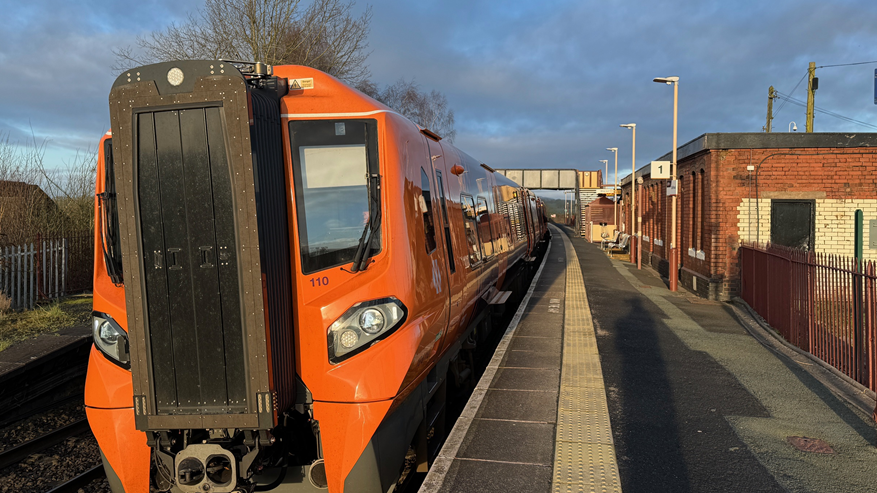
[86,60,548,493]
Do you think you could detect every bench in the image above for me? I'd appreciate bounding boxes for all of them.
[607,234,630,258]
[601,231,619,250]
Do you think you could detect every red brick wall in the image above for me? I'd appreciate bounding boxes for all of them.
[622,147,877,300]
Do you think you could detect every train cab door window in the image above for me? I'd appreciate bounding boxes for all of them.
[771,200,814,250]
[99,138,123,284]
[289,119,380,274]
[461,194,481,266]
[435,170,455,273]
[421,168,437,254]
[476,197,494,258]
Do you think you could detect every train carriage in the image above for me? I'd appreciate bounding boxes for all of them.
[86,60,547,493]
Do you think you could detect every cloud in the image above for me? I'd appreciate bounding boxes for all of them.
[0,0,201,156]
[4,0,877,179]
[364,0,877,173]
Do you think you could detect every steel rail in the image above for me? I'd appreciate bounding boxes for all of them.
[0,418,91,470]
[44,464,105,493]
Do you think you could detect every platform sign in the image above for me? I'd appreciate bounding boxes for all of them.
[666,179,678,196]
[651,161,671,179]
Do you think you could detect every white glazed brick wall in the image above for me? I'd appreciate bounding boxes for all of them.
[814,199,877,260]
[737,199,772,244]
[737,198,877,260]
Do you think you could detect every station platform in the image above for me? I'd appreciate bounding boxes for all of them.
[421,224,877,493]
[420,225,621,493]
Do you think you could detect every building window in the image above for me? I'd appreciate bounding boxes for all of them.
[690,171,697,250]
[770,200,814,250]
[698,169,705,252]
[656,184,662,242]
[649,186,655,245]
[678,176,685,251]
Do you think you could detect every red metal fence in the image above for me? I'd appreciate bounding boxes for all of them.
[740,243,877,394]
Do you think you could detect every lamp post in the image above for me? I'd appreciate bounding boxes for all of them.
[563,190,568,225]
[654,76,679,291]
[564,190,574,225]
[620,124,637,268]
[607,148,618,232]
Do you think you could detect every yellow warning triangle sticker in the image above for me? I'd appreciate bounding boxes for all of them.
[290,79,302,90]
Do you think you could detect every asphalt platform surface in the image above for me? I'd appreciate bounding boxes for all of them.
[562,226,877,493]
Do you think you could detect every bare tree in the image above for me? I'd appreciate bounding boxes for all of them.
[358,78,456,142]
[0,132,96,245]
[41,147,98,237]
[0,134,46,244]
[115,0,372,84]
[281,0,371,84]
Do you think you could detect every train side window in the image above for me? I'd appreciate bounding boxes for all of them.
[498,198,513,245]
[461,194,481,266]
[515,203,525,241]
[476,197,494,258]
[420,168,437,254]
[435,170,455,273]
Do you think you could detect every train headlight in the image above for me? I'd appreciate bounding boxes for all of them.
[92,312,130,369]
[359,309,385,334]
[340,330,359,348]
[327,297,407,364]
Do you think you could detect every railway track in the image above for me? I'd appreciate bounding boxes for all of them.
[44,465,105,493]
[0,417,106,492]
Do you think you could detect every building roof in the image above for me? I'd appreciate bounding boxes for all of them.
[588,196,615,206]
[620,132,877,185]
[0,180,46,198]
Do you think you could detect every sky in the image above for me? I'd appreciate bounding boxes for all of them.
[3,0,877,186]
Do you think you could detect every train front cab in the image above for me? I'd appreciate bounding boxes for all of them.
[85,61,542,493]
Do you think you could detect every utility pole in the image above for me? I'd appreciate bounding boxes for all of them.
[806,62,817,132]
[765,86,776,132]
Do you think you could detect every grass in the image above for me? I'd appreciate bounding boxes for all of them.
[0,295,92,352]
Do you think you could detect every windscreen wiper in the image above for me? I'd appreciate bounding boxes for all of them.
[350,173,381,272]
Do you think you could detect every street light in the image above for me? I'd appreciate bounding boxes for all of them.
[565,190,576,226]
[620,123,638,269]
[607,147,618,232]
[653,75,680,291]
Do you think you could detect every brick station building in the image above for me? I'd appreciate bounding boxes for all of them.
[617,133,877,301]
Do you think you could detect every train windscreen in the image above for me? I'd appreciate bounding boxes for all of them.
[289,119,381,274]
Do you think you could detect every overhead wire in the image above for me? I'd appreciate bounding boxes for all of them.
[817,60,877,69]
[773,72,808,119]
[774,91,877,131]
[773,60,877,121]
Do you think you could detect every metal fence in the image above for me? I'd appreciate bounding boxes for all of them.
[740,243,877,394]
[0,232,93,310]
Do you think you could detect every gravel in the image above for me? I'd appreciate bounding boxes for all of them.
[0,401,84,452]
[0,402,110,493]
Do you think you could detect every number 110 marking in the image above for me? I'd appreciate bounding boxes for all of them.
[310,276,330,287]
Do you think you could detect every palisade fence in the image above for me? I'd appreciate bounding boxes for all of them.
[740,243,877,397]
[0,232,94,310]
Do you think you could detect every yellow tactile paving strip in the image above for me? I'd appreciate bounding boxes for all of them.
[552,227,622,493]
